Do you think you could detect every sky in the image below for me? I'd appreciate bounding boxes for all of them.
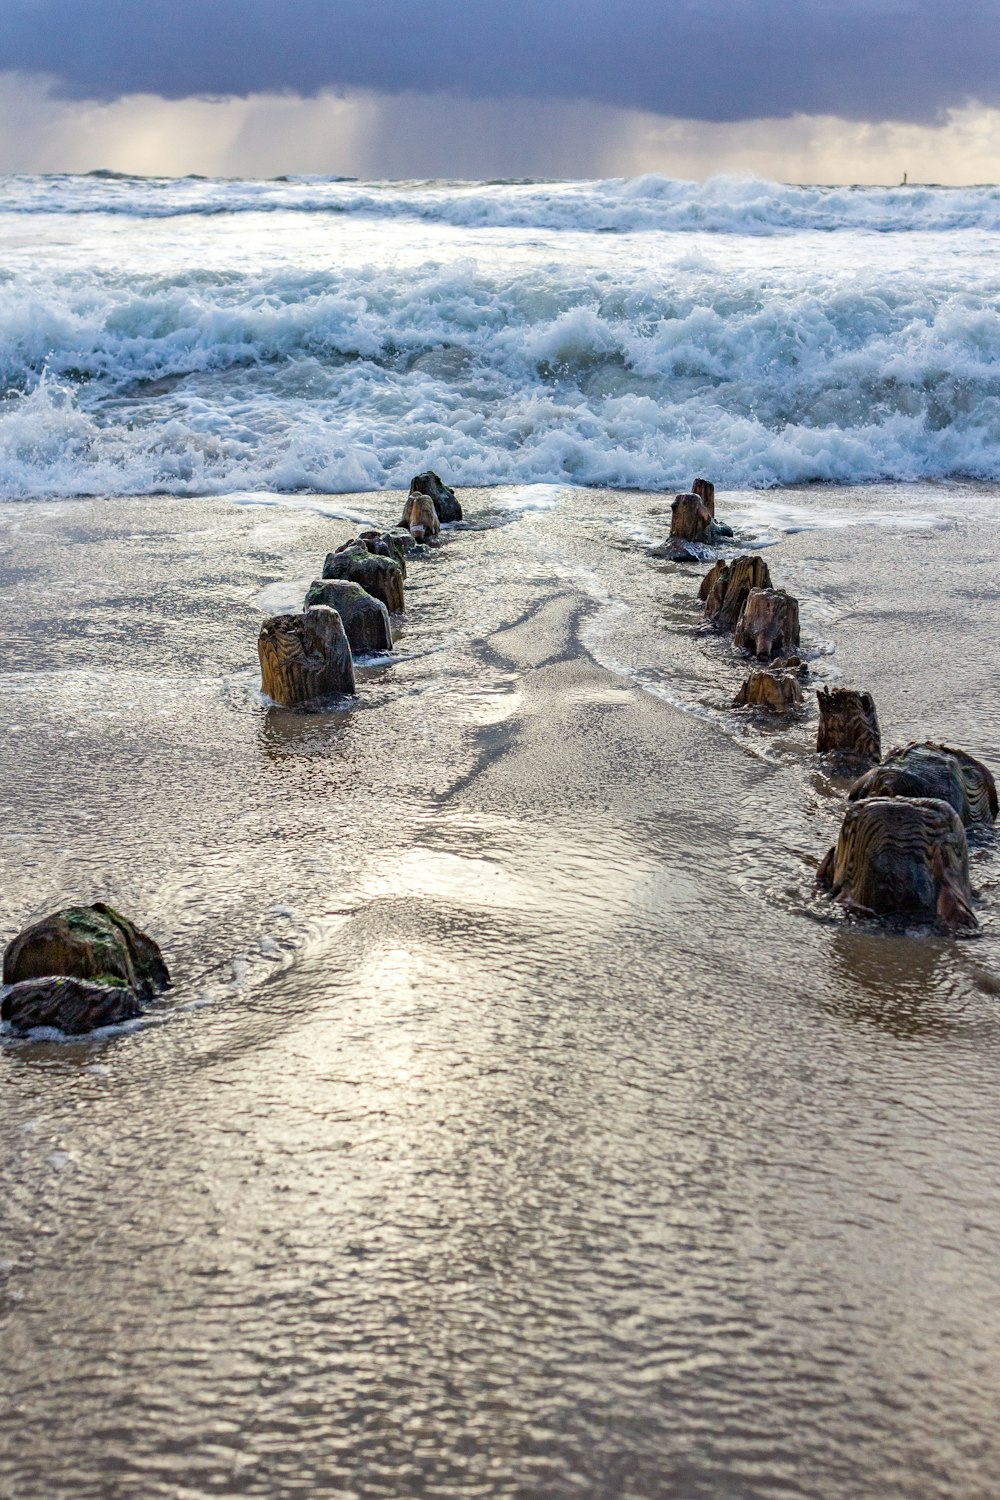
[0,0,998,181]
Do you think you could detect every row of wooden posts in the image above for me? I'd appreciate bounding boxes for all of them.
[4,470,997,1038]
[665,480,997,933]
[0,471,467,1037]
[257,471,462,709]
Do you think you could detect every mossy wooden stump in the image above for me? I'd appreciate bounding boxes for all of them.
[3,901,169,992]
[700,554,773,632]
[816,687,881,765]
[355,530,408,576]
[818,796,976,932]
[303,579,392,654]
[2,902,170,1034]
[322,545,405,613]
[2,976,145,1035]
[258,606,356,708]
[849,741,997,829]
[734,587,800,659]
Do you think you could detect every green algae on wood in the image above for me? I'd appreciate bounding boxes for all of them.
[3,901,170,996]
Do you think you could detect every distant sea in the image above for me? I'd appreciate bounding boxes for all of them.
[1,171,1000,500]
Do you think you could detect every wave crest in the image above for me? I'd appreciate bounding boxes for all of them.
[6,173,1000,234]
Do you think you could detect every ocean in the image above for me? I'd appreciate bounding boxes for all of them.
[2,175,1000,1500]
[3,172,1000,499]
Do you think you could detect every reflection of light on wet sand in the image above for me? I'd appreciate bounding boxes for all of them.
[348,946,424,1083]
[356,813,694,928]
[361,845,526,912]
[451,683,523,727]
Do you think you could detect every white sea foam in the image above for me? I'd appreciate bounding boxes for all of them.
[491,485,569,511]
[726,497,958,540]
[1,173,999,499]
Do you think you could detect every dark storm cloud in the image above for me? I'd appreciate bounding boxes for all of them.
[1,0,997,124]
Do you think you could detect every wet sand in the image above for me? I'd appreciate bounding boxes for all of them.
[2,483,1000,1498]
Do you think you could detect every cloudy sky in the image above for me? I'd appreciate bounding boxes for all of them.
[1,0,998,181]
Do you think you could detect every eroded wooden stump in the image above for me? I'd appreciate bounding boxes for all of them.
[816,687,881,765]
[849,741,997,828]
[258,606,356,708]
[817,796,976,932]
[691,477,715,516]
[700,554,774,633]
[698,559,725,599]
[670,491,714,544]
[3,901,169,996]
[303,579,392,655]
[692,476,734,536]
[734,587,800,659]
[399,491,441,543]
[410,470,463,523]
[733,667,803,713]
[2,976,144,1036]
[322,545,405,613]
[929,742,998,826]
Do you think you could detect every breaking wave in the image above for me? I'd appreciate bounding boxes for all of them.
[5,172,1000,235]
[1,173,1000,498]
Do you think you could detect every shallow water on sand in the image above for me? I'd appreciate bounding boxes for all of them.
[2,482,1000,1499]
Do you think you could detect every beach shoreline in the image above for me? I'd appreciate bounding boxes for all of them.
[2,477,1000,1495]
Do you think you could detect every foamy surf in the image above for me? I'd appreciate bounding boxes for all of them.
[2,173,1000,500]
[6,172,1000,235]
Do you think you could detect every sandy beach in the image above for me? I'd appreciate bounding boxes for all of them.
[4,0,1000,1477]
[2,480,1000,1496]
